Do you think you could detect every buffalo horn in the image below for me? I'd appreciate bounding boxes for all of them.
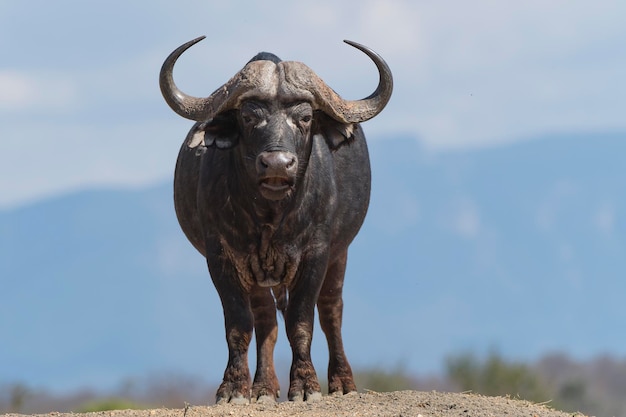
[160,37,393,124]
[329,40,393,123]
[160,36,258,121]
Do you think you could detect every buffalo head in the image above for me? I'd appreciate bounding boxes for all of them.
[159,36,392,202]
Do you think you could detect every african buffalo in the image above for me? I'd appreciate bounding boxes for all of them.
[159,36,392,403]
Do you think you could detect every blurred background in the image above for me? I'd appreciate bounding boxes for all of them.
[1,1,625,416]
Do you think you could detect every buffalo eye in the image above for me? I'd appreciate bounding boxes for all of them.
[291,103,313,128]
[240,101,266,127]
[241,113,259,126]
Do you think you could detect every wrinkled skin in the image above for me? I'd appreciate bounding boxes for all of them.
[163,38,391,404]
[175,108,368,402]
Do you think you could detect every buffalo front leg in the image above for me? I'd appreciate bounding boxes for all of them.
[285,256,328,402]
[207,256,253,404]
[317,251,356,395]
[250,286,280,402]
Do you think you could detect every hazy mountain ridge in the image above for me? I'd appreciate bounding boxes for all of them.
[1,132,624,392]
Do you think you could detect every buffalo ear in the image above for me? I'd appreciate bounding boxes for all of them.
[314,112,356,150]
[184,110,239,150]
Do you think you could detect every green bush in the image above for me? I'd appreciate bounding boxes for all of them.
[446,351,550,403]
[353,366,418,392]
[76,398,144,413]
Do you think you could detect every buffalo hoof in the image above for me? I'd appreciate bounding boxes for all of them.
[328,375,357,395]
[255,394,277,404]
[288,362,322,402]
[216,394,249,405]
[251,380,280,403]
[216,381,251,405]
[288,389,322,402]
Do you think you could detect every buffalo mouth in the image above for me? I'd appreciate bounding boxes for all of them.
[259,176,294,199]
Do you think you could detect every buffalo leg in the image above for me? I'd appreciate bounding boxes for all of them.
[317,250,356,395]
[208,257,253,404]
[250,286,280,402]
[285,257,327,401]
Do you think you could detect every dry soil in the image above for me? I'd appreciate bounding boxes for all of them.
[3,390,586,417]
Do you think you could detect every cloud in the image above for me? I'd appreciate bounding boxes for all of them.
[536,181,578,232]
[455,206,481,239]
[592,202,616,236]
[2,1,626,207]
[357,0,421,55]
[0,71,77,113]
[0,119,186,208]
[442,197,482,239]
[0,71,37,109]
[375,1,626,149]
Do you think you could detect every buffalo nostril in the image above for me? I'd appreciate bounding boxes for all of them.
[257,151,298,175]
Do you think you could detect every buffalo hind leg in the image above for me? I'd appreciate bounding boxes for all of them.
[250,286,280,402]
[317,250,356,395]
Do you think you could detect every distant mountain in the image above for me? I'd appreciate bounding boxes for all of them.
[2,132,625,392]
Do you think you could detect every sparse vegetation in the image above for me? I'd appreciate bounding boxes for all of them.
[353,365,419,392]
[445,351,549,402]
[2,353,626,416]
[76,398,144,413]
[445,351,626,417]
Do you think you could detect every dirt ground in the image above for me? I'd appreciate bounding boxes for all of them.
[4,390,586,417]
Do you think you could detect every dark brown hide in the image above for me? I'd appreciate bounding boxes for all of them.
[161,37,392,403]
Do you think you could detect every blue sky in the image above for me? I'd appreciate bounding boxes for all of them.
[1,1,625,208]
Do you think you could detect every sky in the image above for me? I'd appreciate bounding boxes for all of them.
[1,1,625,208]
